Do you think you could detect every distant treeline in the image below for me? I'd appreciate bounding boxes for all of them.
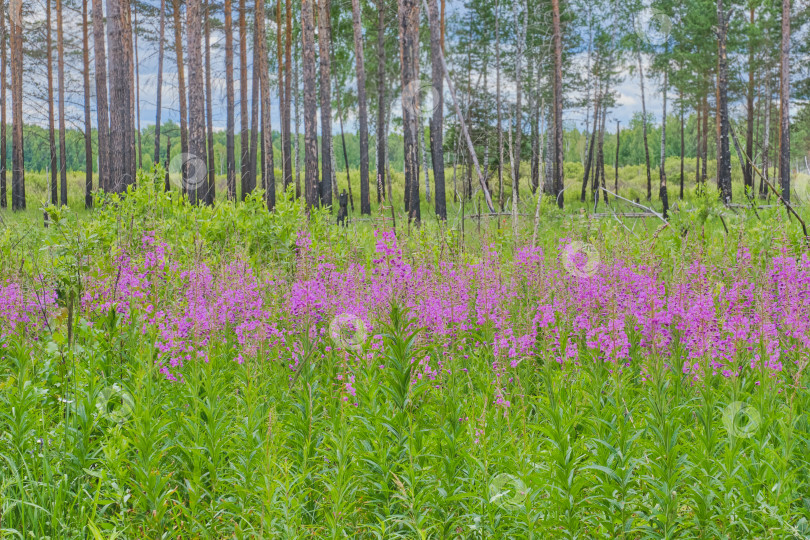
[13,112,809,175]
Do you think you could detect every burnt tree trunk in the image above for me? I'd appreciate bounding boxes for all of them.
[283,0,293,190]
[225,0,236,199]
[172,0,189,190]
[48,0,58,205]
[0,0,6,208]
[257,0,275,209]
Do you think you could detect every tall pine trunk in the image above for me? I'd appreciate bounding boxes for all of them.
[172,0,188,189]
[351,0,371,214]
[187,0,206,204]
[375,0,386,202]
[0,0,7,208]
[717,0,732,203]
[154,0,166,167]
[427,0,446,219]
[551,0,564,208]
[204,0,215,203]
[283,0,293,190]
[399,0,420,223]
[495,0,504,208]
[301,0,318,210]
[512,0,527,203]
[248,0,262,197]
[93,0,109,192]
[239,0,249,199]
[778,0,790,201]
[106,0,135,192]
[133,5,142,170]
[47,0,58,205]
[318,0,333,208]
[636,42,652,201]
[225,0,236,199]
[82,0,93,208]
[256,0,275,209]
[744,5,755,193]
[10,0,24,209]
[56,0,68,205]
[660,60,669,216]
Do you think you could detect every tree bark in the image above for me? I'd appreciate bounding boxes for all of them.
[225,0,236,200]
[257,0,275,209]
[716,1,732,203]
[133,5,142,171]
[399,0,420,223]
[375,0,386,203]
[427,0,445,219]
[679,89,684,199]
[187,0,206,204]
[636,42,652,201]
[512,0,527,203]
[551,0,564,208]
[660,60,669,216]
[0,0,7,208]
[106,0,135,192]
[92,0,110,192]
[48,0,58,205]
[744,5,755,193]
[302,0,319,210]
[204,0,215,203]
[239,0,249,199]
[351,0,371,214]
[56,0,68,205]
[248,0,262,197]
[172,0,188,190]
[154,0,166,167]
[495,0,504,209]
[283,0,293,190]
[83,0,93,208]
[614,120,620,193]
[9,0,23,209]
[318,0,333,208]
[779,0,790,201]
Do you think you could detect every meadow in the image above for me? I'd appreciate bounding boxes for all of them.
[1,165,810,538]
